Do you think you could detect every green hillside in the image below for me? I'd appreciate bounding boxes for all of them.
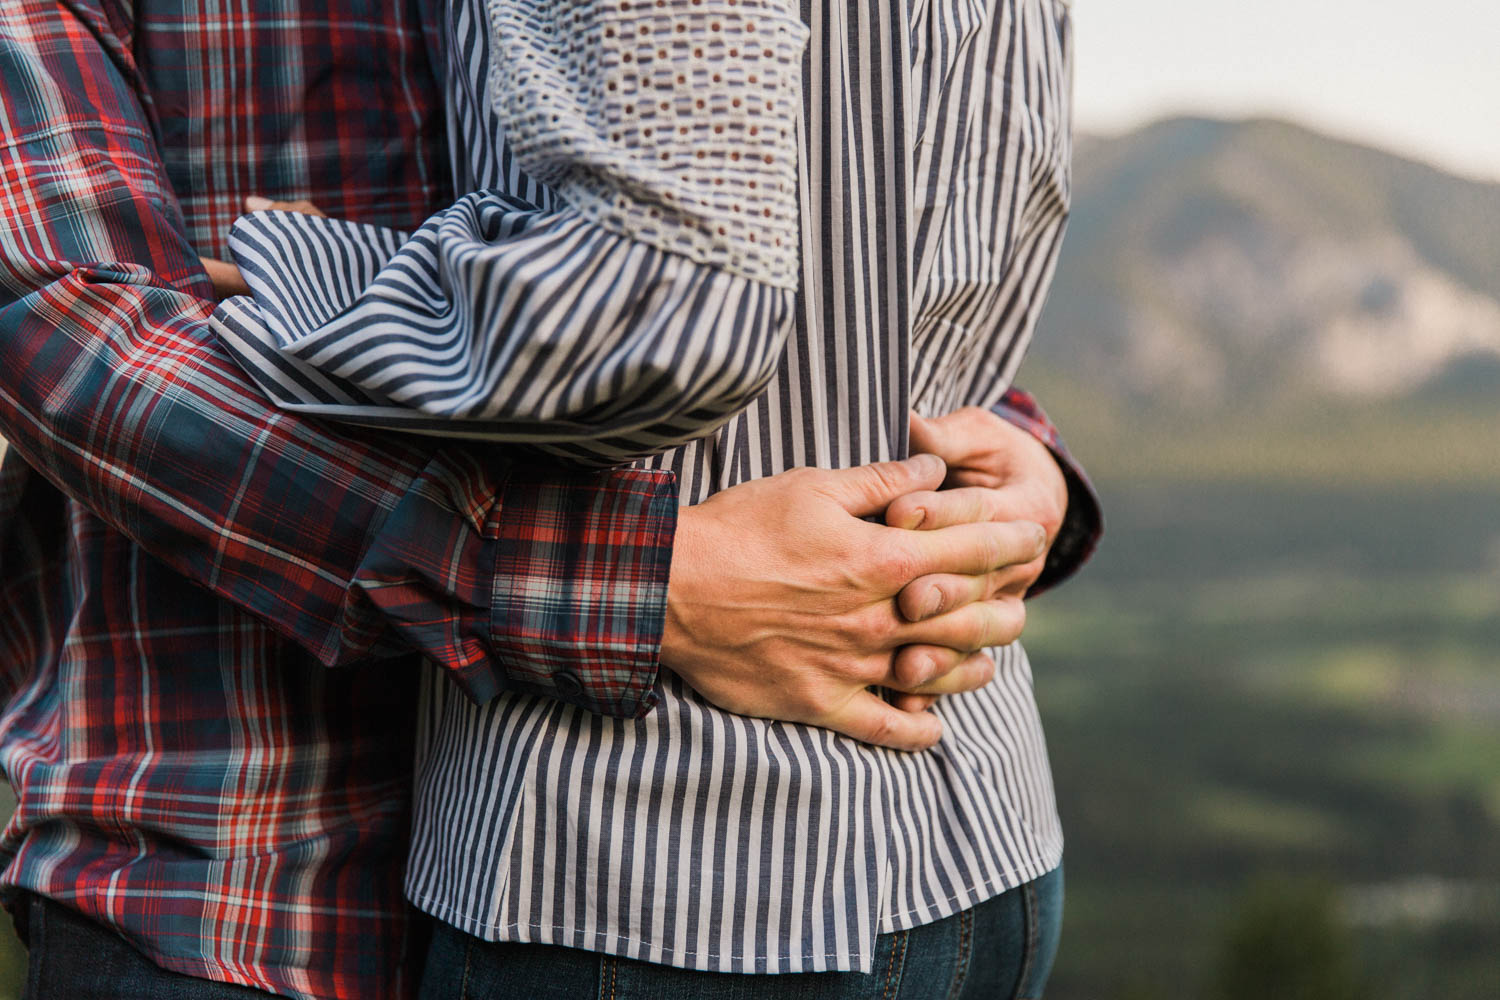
[1027,480,1500,1000]
[1022,117,1499,1000]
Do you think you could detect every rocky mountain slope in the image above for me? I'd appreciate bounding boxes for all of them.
[1034,117,1500,413]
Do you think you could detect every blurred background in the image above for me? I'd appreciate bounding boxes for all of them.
[1023,1,1499,997]
[0,0,1495,996]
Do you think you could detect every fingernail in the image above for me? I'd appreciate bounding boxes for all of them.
[244,196,273,211]
[920,592,942,620]
[1030,523,1048,555]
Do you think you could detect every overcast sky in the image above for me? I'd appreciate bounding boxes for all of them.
[1070,0,1500,182]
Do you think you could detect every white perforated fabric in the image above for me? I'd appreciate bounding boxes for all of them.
[487,0,806,288]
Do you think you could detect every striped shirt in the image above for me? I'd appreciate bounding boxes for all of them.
[386,0,1081,975]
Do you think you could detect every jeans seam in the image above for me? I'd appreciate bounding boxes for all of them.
[459,935,475,1000]
[946,907,973,1000]
[882,930,908,1000]
[1013,881,1040,1000]
[598,954,618,1000]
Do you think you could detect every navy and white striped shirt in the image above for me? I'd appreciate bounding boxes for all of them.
[215,0,1075,976]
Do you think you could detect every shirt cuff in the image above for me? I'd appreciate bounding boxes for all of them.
[991,388,1103,597]
[474,464,677,718]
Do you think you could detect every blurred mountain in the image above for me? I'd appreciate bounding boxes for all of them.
[1035,117,1500,413]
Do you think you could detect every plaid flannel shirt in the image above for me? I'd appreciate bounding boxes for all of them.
[0,0,1099,997]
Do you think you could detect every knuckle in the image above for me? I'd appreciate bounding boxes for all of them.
[999,599,1027,644]
[962,612,989,651]
[980,488,1006,522]
[899,647,935,687]
[979,527,1006,569]
[871,541,919,588]
[782,467,822,496]
[830,611,873,648]
[869,463,906,495]
[973,655,997,686]
[863,608,901,646]
[862,713,896,747]
[961,491,987,524]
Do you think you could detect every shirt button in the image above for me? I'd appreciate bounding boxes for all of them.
[554,670,584,700]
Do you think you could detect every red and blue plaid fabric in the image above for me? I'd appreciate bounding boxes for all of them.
[0,0,1096,997]
[0,1,675,996]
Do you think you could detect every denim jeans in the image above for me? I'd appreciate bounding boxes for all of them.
[420,865,1063,1000]
[12,893,277,1000]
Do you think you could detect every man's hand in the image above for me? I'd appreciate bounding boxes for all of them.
[884,407,1069,711]
[199,196,325,300]
[661,454,1047,752]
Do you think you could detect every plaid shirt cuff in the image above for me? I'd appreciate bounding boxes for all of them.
[351,455,676,718]
[992,387,1103,596]
[476,464,677,718]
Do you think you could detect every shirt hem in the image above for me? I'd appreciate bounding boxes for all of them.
[406,830,1065,976]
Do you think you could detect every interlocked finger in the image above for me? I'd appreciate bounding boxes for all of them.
[820,689,944,752]
[888,644,996,692]
[898,556,1045,620]
[891,519,1046,584]
[886,486,1001,532]
[913,649,995,695]
[897,596,1027,653]
[890,692,940,713]
[890,642,967,688]
[898,570,995,622]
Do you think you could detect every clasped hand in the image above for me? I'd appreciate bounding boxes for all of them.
[204,201,1067,750]
[661,406,1068,751]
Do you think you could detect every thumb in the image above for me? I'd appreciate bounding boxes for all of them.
[908,410,951,459]
[824,454,946,516]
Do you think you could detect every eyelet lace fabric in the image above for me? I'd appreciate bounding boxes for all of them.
[488,0,806,289]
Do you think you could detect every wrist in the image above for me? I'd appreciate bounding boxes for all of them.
[993,414,1069,542]
[661,504,705,672]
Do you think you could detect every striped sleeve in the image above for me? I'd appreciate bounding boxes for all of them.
[212,0,810,466]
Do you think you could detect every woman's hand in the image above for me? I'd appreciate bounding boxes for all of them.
[199,196,325,300]
[885,407,1070,711]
